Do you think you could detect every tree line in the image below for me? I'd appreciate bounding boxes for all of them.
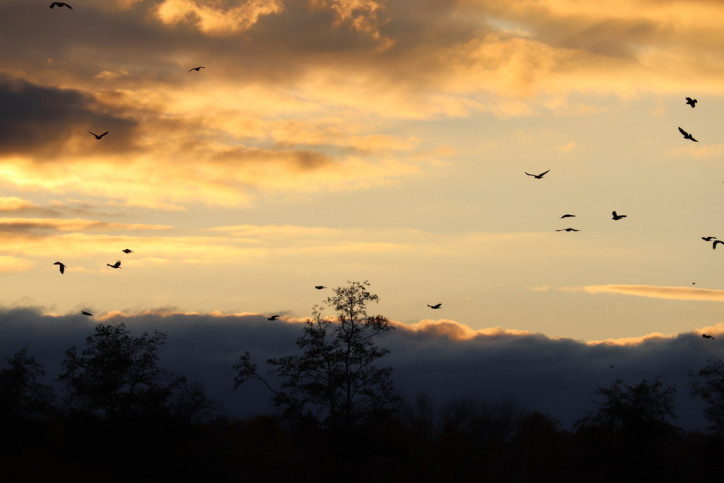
[2,280,724,482]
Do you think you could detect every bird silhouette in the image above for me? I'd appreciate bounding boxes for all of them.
[107,260,122,269]
[88,130,108,140]
[81,311,92,316]
[189,66,205,72]
[713,240,724,250]
[612,211,627,220]
[267,315,280,321]
[678,127,698,142]
[525,170,549,179]
[702,334,715,340]
[53,261,66,274]
[702,236,717,241]
[686,97,697,108]
[560,214,576,219]
[122,249,133,254]
[556,228,580,232]
[427,303,442,309]
[314,285,326,290]
[50,2,72,9]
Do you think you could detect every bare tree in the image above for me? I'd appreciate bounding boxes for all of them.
[234,280,398,431]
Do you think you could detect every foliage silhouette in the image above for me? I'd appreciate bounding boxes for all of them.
[234,280,398,432]
[689,359,724,434]
[59,321,219,421]
[576,377,678,438]
[0,347,55,420]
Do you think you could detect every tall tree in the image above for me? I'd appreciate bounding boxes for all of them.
[235,280,398,431]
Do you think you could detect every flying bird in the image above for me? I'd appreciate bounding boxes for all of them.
[81,311,92,317]
[427,303,442,309]
[314,285,326,290]
[267,315,281,321]
[53,261,66,274]
[702,236,717,241]
[188,66,205,72]
[88,130,108,140]
[50,2,72,9]
[702,334,715,340]
[122,249,134,254]
[612,211,627,220]
[525,170,549,179]
[556,228,580,232]
[686,97,697,108]
[678,127,698,142]
[107,260,122,269]
[560,214,576,219]
[713,240,724,250]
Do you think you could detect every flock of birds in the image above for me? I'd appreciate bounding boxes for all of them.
[43,5,716,342]
[524,167,629,231]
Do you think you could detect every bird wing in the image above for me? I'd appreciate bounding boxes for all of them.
[88,131,97,137]
[678,127,688,137]
[100,131,108,137]
[539,170,550,176]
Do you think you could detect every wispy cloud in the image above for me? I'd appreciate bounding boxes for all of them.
[581,284,724,302]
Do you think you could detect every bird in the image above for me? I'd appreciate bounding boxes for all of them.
[314,285,326,290]
[267,315,281,321]
[88,130,108,140]
[686,97,697,108]
[702,334,715,340]
[560,214,576,219]
[50,2,72,9]
[188,66,205,72]
[702,236,717,241]
[53,261,67,274]
[107,260,122,269]
[612,211,627,220]
[678,127,698,142]
[81,311,92,316]
[525,170,549,179]
[556,228,580,232]
[427,303,442,309]
[713,240,724,250]
[609,364,615,368]
[122,249,134,254]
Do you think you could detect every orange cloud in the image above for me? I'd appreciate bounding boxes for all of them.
[155,0,284,34]
[582,284,724,302]
[395,319,533,341]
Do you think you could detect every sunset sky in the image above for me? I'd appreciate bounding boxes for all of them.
[3,0,724,345]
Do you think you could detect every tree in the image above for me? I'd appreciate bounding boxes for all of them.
[59,322,218,421]
[576,377,678,438]
[0,347,55,420]
[234,280,398,431]
[689,359,724,434]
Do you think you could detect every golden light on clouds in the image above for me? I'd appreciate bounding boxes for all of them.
[582,284,724,302]
[156,0,284,34]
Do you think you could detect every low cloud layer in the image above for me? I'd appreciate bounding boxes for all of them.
[0,306,719,430]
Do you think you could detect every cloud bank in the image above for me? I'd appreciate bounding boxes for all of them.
[0,306,719,430]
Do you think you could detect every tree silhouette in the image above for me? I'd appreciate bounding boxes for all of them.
[689,359,724,434]
[0,347,54,420]
[234,280,398,432]
[59,322,218,421]
[576,377,678,438]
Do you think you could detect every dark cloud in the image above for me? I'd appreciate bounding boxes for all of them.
[0,306,715,430]
[0,76,138,157]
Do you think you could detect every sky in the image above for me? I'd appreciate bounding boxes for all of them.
[2,0,724,427]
